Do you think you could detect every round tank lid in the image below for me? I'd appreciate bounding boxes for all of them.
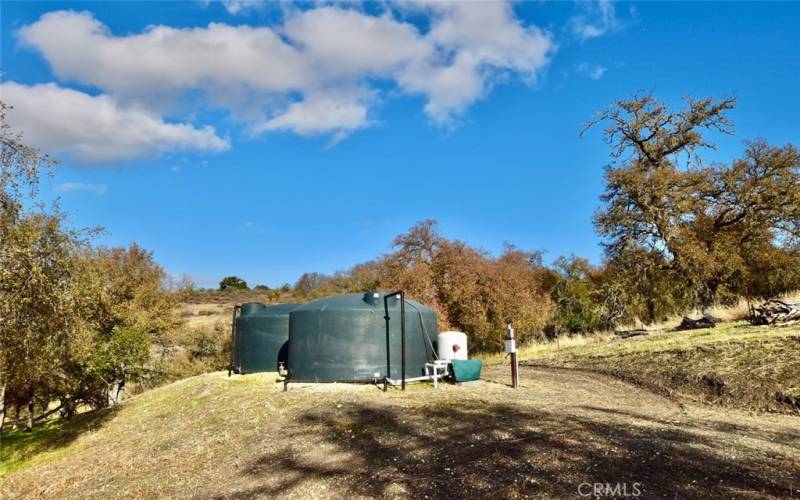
[363,292,381,305]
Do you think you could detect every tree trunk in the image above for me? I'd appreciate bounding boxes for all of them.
[646,298,656,325]
[0,384,6,437]
[25,397,34,432]
[702,279,720,313]
[12,401,21,430]
[61,398,78,420]
[107,382,120,406]
[107,367,127,407]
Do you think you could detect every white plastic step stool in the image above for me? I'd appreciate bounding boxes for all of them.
[425,360,451,388]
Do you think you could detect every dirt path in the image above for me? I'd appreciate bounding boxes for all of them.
[3,366,799,499]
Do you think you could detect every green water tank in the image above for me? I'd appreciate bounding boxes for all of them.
[287,292,438,382]
[232,303,299,374]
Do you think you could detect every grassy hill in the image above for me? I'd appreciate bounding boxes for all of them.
[510,321,800,415]
[2,342,800,498]
[176,289,295,332]
[175,288,313,340]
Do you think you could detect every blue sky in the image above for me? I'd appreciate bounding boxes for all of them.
[2,1,798,288]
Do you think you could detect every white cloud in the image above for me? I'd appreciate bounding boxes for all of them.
[570,0,620,41]
[0,82,229,162]
[17,11,312,101]
[56,182,107,195]
[399,2,553,123]
[220,0,263,15]
[576,62,608,80]
[589,66,607,80]
[255,91,372,141]
[282,7,428,79]
[17,5,554,138]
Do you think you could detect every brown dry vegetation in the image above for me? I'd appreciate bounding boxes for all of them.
[173,290,294,345]
[2,364,799,498]
[179,289,294,306]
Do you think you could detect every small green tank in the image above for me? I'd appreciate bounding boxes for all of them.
[232,303,299,373]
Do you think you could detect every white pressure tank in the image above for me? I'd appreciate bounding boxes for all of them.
[437,331,468,361]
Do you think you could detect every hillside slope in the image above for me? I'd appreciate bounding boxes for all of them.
[521,322,800,414]
[2,366,799,498]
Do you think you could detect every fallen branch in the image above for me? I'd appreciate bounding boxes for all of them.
[34,404,63,422]
[676,315,718,331]
[614,329,650,339]
[750,299,800,325]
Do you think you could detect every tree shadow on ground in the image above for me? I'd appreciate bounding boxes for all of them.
[223,400,799,499]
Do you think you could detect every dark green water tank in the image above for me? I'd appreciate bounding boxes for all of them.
[287,292,438,382]
[233,303,299,373]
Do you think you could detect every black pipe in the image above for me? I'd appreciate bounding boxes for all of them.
[400,291,406,391]
[383,297,391,392]
[383,290,407,391]
[228,304,241,377]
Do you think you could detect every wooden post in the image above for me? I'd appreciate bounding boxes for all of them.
[744,287,753,318]
[511,351,519,388]
[505,322,519,388]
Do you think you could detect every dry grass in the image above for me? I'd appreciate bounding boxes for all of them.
[180,289,293,305]
[612,298,753,333]
[706,298,753,322]
[175,291,297,332]
[2,368,798,498]
[780,289,800,303]
[484,332,614,363]
[173,289,292,332]
[522,321,800,414]
[616,291,800,333]
[177,303,230,331]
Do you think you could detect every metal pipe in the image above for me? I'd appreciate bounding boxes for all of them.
[384,375,430,385]
[228,304,241,377]
[511,352,519,388]
[383,295,391,392]
[383,290,407,391]
[400,291,406,391]
[505,322,519,388]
